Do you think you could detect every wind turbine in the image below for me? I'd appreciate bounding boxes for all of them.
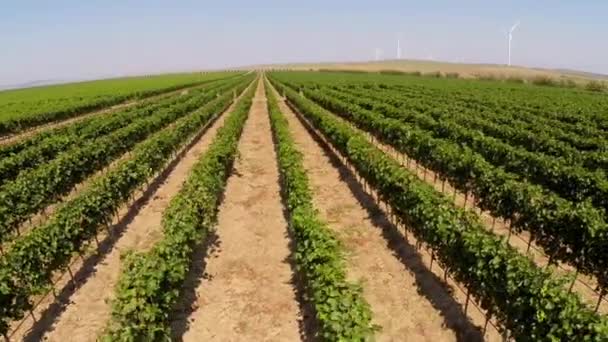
[508,21,520,66]
[397,34,402,59]
[375,48,383,61]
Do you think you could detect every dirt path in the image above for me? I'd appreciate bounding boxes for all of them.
[178,80,302,342]
[0,84,203,146]
[269,85,483,342]
[7,91,246,342]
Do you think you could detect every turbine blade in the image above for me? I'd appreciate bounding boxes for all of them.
[510,21,520,33]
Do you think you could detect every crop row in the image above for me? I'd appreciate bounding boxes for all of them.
[0,77,242,187]
[375,82,608,144]
[0,80,243,244]
[315,85,608,214]
[332,85,608,169]
[280,71,608,151]
[0,76,254,335]
[283,83,608,289]
[270,76,608,341]
[265,81,375,340]
[0,72,243,136]
[300,70,608,132]
[102,82,256,341]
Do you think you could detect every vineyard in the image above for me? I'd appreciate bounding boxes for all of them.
[0,70,607,341]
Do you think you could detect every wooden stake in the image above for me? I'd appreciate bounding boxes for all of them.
[568,269,579,294]
[595,292,604,313]
[483,312,491,336]
[464,289,471,315]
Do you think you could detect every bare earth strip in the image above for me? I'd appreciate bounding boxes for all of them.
[269,85,481,342]
[7,92,244,342]
[179,81,302,342]
[0,85,200,146]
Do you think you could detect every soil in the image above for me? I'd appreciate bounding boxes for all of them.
[268,84,486,341]
[176,80,302,342]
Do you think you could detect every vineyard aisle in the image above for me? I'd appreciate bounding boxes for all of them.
[269,84,483,342]
[23,92,243,342]
[177,80,302,341]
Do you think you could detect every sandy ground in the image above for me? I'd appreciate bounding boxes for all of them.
[6,88,248,342]
[268,84,486,342]
[177,80,302,342]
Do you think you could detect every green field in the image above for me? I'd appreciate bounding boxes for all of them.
[2,70,608,341]
[0,72,241,135]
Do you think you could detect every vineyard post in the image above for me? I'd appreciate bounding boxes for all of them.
[545,253,554,270]
[29,308,36,324]
[464,288,471,315]
[568,269,578,293]
[482,310,492,337]
[67,265,76,288]
[595,292,605,313]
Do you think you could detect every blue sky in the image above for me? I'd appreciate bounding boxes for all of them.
[2,0,607,84]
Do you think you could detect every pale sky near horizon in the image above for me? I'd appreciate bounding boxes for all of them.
[1,0,607,84]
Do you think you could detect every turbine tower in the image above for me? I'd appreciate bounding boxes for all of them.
[397,39,401,59]
[375,48,383,61]
[508,21,520,66]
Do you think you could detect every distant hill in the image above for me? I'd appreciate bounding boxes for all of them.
[249,59,608,84]
[0,79,69,91]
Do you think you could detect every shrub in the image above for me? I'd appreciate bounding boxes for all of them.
[531,75,557,86]
[585,80,606,92]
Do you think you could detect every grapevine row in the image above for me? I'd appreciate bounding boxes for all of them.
[280,81,608,293]
[0,72,244,136]
[287,81,608,291]
[0,81,239,244]
[265,82,375,340]
[0,76,253,336]
[270,77,608,341]
[102,82,256,341]
[332,85,608,170]
[291,71,608,151]
[317,85,608,212]
[0,77,242,186]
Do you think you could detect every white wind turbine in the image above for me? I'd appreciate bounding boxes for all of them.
[397,34,402,59]
[508,21,520,66]
[375,48,384,61]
